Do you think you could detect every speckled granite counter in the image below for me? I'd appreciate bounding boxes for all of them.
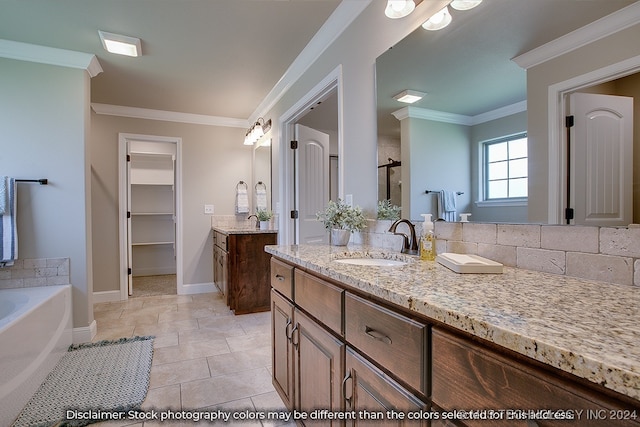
[213,226,277,235]
[265,244,640,402]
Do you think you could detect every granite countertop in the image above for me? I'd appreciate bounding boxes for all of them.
[265,244,640,401]
[213,226,278,235]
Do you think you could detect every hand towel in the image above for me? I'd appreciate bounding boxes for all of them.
[256,188,268,211]
[0,175,8,215]
[0,177,17,266]
[236,188,250,214]
[437,190,457,222]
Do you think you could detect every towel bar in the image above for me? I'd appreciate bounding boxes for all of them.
[16,179,48,185]
[426,190,462,195]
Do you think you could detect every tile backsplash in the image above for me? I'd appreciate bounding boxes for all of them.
[434,222,639,287]
[0,257,70,289]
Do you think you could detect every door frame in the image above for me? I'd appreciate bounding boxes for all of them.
[278,65,344,245]
[118,133,184,300]
[547,55,640,224]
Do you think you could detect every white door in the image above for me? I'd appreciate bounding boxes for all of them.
[295,124,330,244]
[569,93,633,226]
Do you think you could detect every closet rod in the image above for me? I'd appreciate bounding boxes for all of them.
[16,179,48,185]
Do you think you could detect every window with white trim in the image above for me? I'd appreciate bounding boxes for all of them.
[483,133,527,200]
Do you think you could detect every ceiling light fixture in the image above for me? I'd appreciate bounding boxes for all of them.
[244,118,271,146]
[449,0,482,11]
[384,0,416,19]
[98,30,142,57]
[393,90,426,104]
[422,6,452,31]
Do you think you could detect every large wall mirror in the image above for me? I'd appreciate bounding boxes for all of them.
[253,139,272,212]
[376,0,637,224]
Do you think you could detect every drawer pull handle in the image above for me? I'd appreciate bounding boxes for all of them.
[365,326,392,345]
[275,274,286,281]
[342,370,353,407]
[285,318,293,342]
[291,323,300,349]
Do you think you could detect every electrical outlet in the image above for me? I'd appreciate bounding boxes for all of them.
[345,194,353,207]
[204,204,214,214]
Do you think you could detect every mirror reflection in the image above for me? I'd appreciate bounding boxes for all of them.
[376,0,637,224]
[253,139,272,212]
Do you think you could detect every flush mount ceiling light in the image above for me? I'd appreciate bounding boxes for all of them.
[393,90,426,104]
[384,0,416,19]
[98,30,141,57]
[244,118,272,145]
[450,0,482,11]
[422,6,452,31]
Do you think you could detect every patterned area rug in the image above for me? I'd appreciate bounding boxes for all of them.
[12,336,154,427]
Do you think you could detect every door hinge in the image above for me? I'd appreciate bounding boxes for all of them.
[127,268,132,275]
[565,208,574,222]
[290,210,299,219]
[127,211,131,219]
[290,140,298,150]
[565,115,574,128]
[127,154,131,162]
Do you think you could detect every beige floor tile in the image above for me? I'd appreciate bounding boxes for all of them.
[251,391,292,427]
[150,357,211,389]
[153,332,179,348]
[152,338,231,365]
[181,367,274,410]
[142,384,182,410]
[207,346,271,377]
[92,325,136,342]
[226,332,271,353]
[134,318,199,337]
[158,307,217,323]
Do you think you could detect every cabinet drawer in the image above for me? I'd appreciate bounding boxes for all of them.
[432,327,640,427]
[294,270,343,335]
[214,230,228,251]
[345,292,428,395]
[271,258,294,300]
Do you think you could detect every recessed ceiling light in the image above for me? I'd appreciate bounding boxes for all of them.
[98,30,141,57]
[393,90,426,104]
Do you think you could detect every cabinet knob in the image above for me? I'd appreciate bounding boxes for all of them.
[275,274,286,281]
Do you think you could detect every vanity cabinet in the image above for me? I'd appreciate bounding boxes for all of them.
[270,255,640,427]
[214,230,276,314]
[432,328,640,427]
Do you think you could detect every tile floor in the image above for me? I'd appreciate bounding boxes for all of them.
[92,290,292,426]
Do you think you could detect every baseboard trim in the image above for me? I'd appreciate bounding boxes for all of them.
[179,282,216,295]
[73,320,97,344]
[93,290,122,303]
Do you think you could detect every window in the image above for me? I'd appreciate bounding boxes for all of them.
[484,134,527,200]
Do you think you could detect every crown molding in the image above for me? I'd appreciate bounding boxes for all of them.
[91,103,249,128]
[0,39,103,77]
[392,101,527,126]
[249,0,371,121]
[512,2,640,70]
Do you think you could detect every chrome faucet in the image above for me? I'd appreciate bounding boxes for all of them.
[388,219,419,255]
[247,214,259,228]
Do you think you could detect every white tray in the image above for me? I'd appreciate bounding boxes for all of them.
[436,253,503,274]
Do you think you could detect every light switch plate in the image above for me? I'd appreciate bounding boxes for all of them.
[204,204,214,214]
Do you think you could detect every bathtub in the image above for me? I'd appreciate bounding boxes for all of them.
[0,285,72,427]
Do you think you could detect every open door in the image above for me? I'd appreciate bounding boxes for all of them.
[568,93,633,226]
[295,124,330,244]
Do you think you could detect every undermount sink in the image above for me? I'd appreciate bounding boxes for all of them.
[333,258,409,267]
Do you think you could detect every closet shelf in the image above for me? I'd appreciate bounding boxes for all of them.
[131,212,174,216]
[132,241,174,246]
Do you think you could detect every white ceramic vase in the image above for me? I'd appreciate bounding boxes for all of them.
[260,221,270,230]
[331,228,351,246]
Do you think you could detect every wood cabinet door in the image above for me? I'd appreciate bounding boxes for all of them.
[272,289,294,409]
[344,347,428,426]
[293,308,345,425]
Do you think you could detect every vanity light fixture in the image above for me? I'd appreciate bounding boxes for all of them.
[384,0,416,19]
[422,6,452,31]
[98,30,142,57]
[393,90,426,104]
[450,0,482,11]
[244,118,272,145]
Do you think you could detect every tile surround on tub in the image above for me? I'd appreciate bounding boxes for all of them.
[0,257,70,289]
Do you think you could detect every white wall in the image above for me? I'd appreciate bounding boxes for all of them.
[0,58,93,330]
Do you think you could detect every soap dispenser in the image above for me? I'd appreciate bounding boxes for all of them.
[420,214,436,261]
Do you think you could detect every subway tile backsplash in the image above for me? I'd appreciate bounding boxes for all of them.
[433,222,639,287]
[0,257,70,289]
